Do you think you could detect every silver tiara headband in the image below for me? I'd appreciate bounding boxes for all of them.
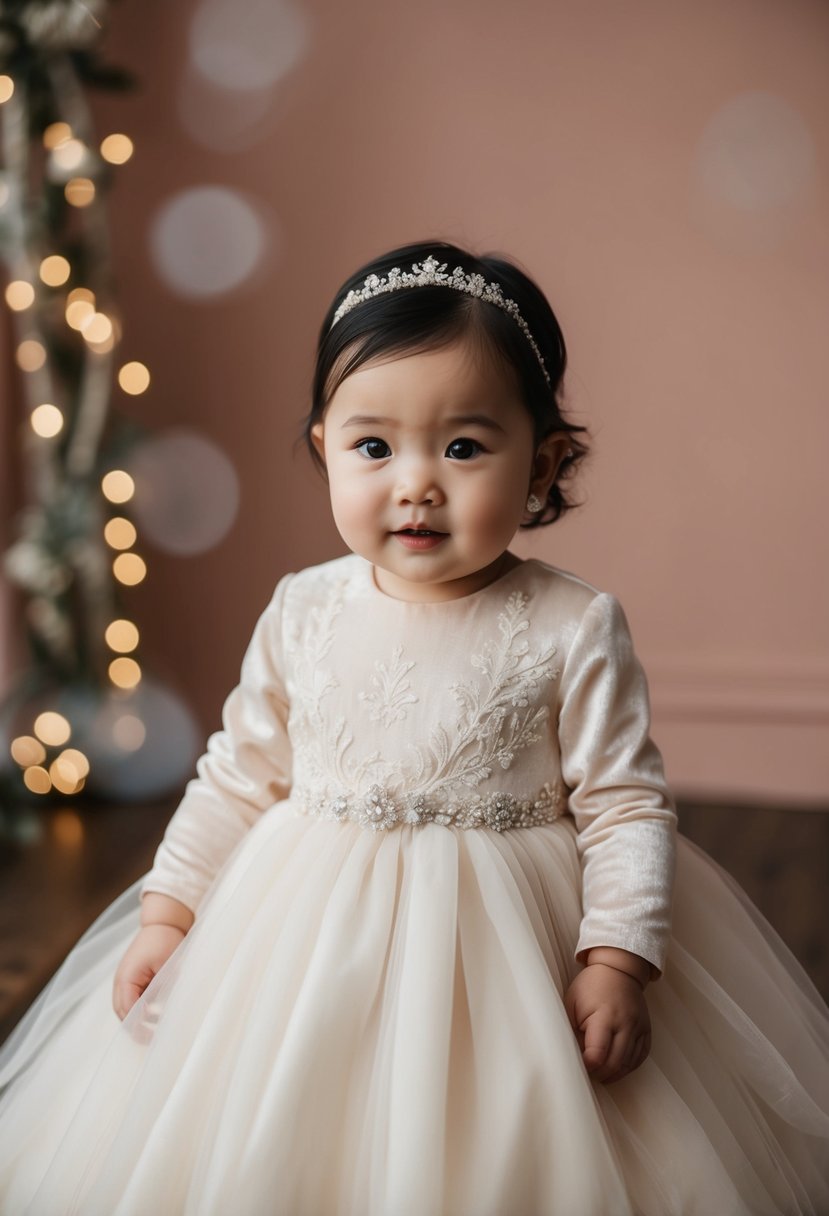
[329,254,551,385]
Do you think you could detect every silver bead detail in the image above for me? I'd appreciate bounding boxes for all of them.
[526,493,544,513]
[291,783,563,833]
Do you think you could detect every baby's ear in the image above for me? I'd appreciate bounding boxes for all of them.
[532,432,569,491]
[310,422,325,462]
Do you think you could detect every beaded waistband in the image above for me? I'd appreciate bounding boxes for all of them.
[290,782,563,833]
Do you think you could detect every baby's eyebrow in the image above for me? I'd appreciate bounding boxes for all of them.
[341,413,505,433]
[446,414,506,433]
[340,415,396,428]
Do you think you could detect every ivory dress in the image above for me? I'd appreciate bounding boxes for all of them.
[1,554,828,1216]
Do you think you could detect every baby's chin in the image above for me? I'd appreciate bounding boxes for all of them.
[368,550,521,604]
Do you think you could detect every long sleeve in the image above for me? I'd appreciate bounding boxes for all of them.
[557,591,677,978]
[140,572,295,916]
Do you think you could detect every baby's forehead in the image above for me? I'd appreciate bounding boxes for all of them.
[326,339,521,413]
[330,320,517,377]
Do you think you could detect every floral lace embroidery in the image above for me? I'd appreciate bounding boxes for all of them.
[420,590,559,794]
[286,585,562,830]
[358,645,418,726]
[285,579,353,788]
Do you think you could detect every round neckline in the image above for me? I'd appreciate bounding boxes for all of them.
[360,554,537,606]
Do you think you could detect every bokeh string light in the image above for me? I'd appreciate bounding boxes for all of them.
[65,177,96,207]
[15,339,47,372]
[118,361,150,395]
[100,133,133,164]
[0,5,167,818]
[30,404,65,438]
[12,711,89,799]
[5,280,35,310]
[42,121,71,149]
[39,254,71,286]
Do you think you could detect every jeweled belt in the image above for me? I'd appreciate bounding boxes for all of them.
[290,782,564,832]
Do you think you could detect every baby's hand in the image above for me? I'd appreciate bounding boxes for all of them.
[563,962,651,1084]
[112,924,185,1022]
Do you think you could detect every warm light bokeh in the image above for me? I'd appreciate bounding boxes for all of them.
[23,766,51,795]
[66,299,96,329]
[15,340,47,372]
[49,756,85,795]
[80,312,113,344]
[33,711,71,746]
[113,553,147,585]
[105,619,140,652]
[31,404,64,438]
[101,470,135,503]
[118,361,151,394]
[100,133,134,164]
[10,736,47,767]
[109,656,142,688]
[65,177,96,207]
[39,255,71,287]
[51,138,86,171]
[58,748,90,778]
[5,280,35,311]
[43,121,72,149]
[104,517,138,549]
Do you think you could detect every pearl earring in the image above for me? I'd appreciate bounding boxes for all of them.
[526,493,544,513]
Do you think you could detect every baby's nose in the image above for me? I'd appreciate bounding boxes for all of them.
[395,459,445,506]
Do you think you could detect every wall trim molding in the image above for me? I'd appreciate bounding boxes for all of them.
[646,656,829,722]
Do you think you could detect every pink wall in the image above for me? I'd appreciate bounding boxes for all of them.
[3,0,828,803]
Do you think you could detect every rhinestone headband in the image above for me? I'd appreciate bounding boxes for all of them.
[330,254,551,385]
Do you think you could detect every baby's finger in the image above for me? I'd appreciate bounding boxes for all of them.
[621,1031,642,1072]
[121,996,164,1047]
[113,979,143,1021]
[581,1017,612,1072]
[630,1030,652,1072]
[595,1028,632,1082]
[610,1032,649,1082]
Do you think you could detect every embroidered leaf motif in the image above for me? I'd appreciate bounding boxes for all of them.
[358,645,418,726]
[289,582,561,803]
[415,592,560,797]
[286,578,355,786]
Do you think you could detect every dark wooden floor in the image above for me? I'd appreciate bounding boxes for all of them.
[1,796,827,1044]
[676,801,829,1001]
[0,797,174,1043]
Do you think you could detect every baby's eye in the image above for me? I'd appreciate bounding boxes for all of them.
[355,438,391,460]
[446,437,483,460]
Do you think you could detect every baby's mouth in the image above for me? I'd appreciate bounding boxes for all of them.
[392,527,449,549]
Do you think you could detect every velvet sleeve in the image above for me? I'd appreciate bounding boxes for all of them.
[139,572,295,916]
[557,592,677,978]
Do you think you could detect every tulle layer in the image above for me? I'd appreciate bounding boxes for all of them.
[1,807,828,1216]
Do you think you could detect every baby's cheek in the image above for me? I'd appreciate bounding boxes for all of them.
[329,480,376,539]
[469,482,526,536]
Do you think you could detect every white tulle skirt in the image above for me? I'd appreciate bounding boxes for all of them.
[1,807,828,1216]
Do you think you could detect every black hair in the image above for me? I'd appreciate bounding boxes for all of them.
[300,238,589,526]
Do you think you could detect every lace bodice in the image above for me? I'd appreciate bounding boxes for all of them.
[141,554,678,975]
[286,571,563,831]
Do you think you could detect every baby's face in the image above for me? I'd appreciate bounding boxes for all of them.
[311,337,540,602]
